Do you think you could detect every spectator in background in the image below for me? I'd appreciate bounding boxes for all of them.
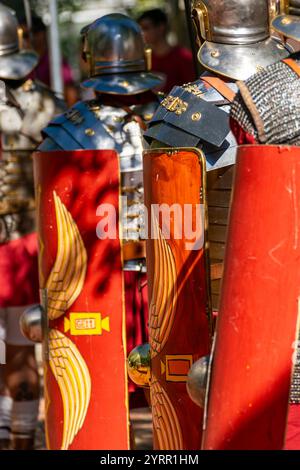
[21,15,78,106]
[138,8,195,93]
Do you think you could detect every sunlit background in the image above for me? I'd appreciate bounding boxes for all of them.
[3,0,193,81]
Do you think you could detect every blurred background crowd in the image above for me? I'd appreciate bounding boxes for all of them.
[3,0,199,105]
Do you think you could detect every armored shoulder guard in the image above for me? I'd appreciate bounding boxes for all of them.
[144,78,238,170]
[41,100,113,151]
[41,98,159,152]
[231,57,300,146]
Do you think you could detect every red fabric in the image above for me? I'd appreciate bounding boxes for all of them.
[124,271,148,394]
[285,404,300,449]
[0,232,39,308]
[31,52,74,87]
[230,117,258,145]
[152,46,195,93]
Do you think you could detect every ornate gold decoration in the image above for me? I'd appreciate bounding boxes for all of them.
[65,108,84,125]
[85,128,95,136]
[143,112,154,121]
[192,112,202,121]
[144,46,152,71]
[162,354,193,382]
[64,312,110,336]
[282,0,290,13]
[269,0,282,20]
[182,83,203,98]
[192,1,211,41]
[36,185,45,287]
[161,96,188,115]
[49,329,91,450]
[149,215,178,357]
[22,79,34,92]
[45,192,87,320]
[86,101,102,120]
[151,379,183,450]
[282,17,292,24]
[211,49,220,58]
[112,115,123,123]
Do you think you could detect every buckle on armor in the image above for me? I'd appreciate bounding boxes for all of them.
[65,108,84,125]
[161,96,188,115]
[183,83,203,98]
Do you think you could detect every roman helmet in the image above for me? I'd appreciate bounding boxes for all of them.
[0,3,38,80]
[191,0,290,80]
[272,0,300,40]
[81,13,163,95]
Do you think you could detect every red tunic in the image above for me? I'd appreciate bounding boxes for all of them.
[0,232,39,308]
[152,46,195,93]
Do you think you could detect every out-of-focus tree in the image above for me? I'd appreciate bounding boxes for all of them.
[31,0,84,16]
[1,0,84,18]
[128,0,165,16]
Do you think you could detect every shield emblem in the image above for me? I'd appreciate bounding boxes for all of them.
[34,149,129,450]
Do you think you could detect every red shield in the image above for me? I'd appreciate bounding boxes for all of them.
[143,148,211,450]
[203,145,300,450]
[33,150,129,450]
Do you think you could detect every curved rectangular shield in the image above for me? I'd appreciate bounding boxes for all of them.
[143,148,212,450]
[203,145,300,450]
[33,149,129,450]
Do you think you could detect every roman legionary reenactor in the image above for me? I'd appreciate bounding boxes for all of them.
[202,0,300,450]
[22,14,163,450]
[0,3,64,450]
[128,0,290,451]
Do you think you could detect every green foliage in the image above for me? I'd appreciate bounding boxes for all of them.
[31,0,84,15]
[127,0,166,18]
[1,0,84,18]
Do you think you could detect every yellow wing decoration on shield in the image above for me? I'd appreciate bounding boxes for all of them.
[44,192,90,450]
[151,379,183,450]
[46,191,87,320]
[149,215,178,357]
[149,216,183,449]
[48,329,91,450]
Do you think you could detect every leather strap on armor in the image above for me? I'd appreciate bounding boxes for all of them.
[201,76,236,103]
[282,58,300,77]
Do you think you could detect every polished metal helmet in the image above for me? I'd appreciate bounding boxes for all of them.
[191,0,290,80]
[269,0,282,21]
[0,3,38,80]
[272,0,300,40]
[81,13,163,95]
